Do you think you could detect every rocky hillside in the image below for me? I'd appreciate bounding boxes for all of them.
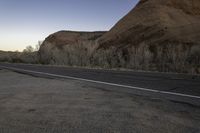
[99,0,200,47]
[95,0,200,73]
[39,31,106,65]
[41,31,106,48]
[39,0,200,73]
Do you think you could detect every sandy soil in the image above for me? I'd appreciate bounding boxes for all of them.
[0,69,199,133]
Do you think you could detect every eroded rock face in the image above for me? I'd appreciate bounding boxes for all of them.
[98,0,200,48]
[39,31,106,64]
[41,31,106,48]
[93,0,200,73]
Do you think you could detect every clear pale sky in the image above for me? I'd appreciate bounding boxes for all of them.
[0,0,139,51]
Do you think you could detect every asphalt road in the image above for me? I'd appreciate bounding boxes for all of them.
[0,62,200,105]
[1,69,200,133]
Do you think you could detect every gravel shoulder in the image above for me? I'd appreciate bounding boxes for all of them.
[0,69,200,133]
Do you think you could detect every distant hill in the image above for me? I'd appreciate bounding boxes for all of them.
[38,0,200,74]
[41,31,106,48]
[39,31,106,65]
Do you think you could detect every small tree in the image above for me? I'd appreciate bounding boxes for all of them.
[35,41,43,51]
[23,45,34,53]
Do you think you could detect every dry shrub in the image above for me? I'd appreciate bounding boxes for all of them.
[38,41,200,74]
[0,51,21,63]
[20,51,39,64]
[42,41,98,67]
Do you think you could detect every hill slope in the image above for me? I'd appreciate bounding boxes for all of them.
[99,0,200,48]
[94,0,200,73]
[39,31,106,65]
[39,0,200,73]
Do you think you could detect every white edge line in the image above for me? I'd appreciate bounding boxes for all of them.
[1,65,200,99]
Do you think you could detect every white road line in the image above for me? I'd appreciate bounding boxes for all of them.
[1,65,200,99]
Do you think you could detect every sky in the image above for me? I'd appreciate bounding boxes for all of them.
[0,0,139,51]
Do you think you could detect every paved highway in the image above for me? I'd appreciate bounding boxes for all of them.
[0,62,200,105]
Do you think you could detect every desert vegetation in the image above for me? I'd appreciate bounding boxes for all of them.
[0,43,41,64]
[1,40,200,74]
[94,43,200,74]
[39,40,98,66]
[38,40,200,74]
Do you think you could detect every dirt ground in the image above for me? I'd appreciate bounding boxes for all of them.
[0,69,199,133]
